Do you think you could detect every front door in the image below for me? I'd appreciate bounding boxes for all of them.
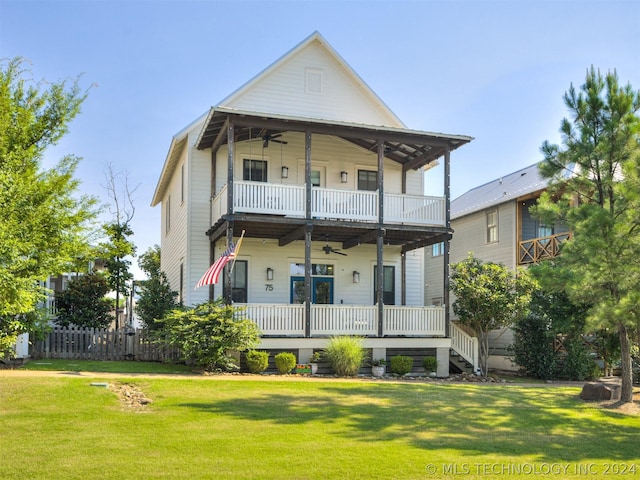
[290,277,334,304]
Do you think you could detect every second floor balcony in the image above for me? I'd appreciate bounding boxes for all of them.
[518,231,572,265]
[211,180,446,227]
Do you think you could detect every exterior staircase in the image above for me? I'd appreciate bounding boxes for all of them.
[450,322,479,374]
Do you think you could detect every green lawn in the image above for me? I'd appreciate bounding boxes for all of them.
[19,358,194,374]
[1,365,638,479]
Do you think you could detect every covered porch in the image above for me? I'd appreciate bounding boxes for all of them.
[235,303,446,337]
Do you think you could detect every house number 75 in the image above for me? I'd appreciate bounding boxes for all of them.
[265,284,273,291]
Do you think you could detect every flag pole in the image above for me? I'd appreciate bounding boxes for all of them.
[228,229,246,276]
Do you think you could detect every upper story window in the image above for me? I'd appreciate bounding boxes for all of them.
[537,224,553,238]
[243,159,267,182]
[180,164,185,204]
[358,170,378,191]
[310,170,321,187]
[432,242,445,257]
[486,209,498,243]
[165,195,171,234]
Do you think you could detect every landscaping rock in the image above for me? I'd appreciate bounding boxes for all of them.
[579,380,621,401]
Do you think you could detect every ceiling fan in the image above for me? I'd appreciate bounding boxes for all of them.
[260,133,287,148]
[322,244,347,256]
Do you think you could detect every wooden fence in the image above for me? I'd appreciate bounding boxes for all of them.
[31,327,181,362]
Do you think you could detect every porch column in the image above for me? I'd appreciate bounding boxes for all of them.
[376,140,385,337]
[223,121,235,305]
[304,131,312,337]
[226,121,234,215]
[443,147,451,337]
[224,222,234,305]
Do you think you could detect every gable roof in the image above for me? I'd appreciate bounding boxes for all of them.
[151,113,206,207]
[217,31,405,128]
[451,163,548,219]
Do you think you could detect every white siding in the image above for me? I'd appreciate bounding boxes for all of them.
[404,168,424,196]
[160,147,188,302]
[404,248,424,306]
[186,140,212,306]
[424,244,445,306]
[224,41,401,127]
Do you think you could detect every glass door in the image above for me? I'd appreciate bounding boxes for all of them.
[290,277,334,304]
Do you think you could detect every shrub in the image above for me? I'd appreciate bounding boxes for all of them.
[55,274,113,329]
[324,336,366,376]
[422,356,438,373]
[390,355,414,376]
[246,350,270,374]
[274,352,297,374]
[159,300,260,371]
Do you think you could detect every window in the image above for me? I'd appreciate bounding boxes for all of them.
[373,265,395,305]
[432,297,442,307]
[537,224,553,238]
[179,262,184,304]
[290,263,334,276]
[486,209,498,243]
[180,164,185,204]
[310,170,321,187]
[224,260,247,303]
[432,242,445,257]
[243,159,267,182]
[358,170,378,191]
[165,195,171,234]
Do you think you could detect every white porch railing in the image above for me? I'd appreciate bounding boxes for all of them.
[312,305,378,335]
[383,306,445,336]
[450,322,479,372]
[385,193,446,225]
[235,303,446,337]
[312,188,377,221]
[211,184,228,223]
[237,304,305,336]
[211,181,445,227]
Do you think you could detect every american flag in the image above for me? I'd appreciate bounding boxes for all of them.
[195,243,237,288]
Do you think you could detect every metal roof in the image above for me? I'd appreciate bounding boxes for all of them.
[451,162,548,219]
[195,107,472,171]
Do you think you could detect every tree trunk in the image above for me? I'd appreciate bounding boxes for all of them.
[479,331,490,377]
[618,322,633,404]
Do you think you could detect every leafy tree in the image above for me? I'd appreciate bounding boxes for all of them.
[55,274,113,329]
[0,58,97,356]
[513,288,594,380]
[535,67,640,402]
[451,254,535,377]
[100,221,135,329]
[159,301,260,371]
[136,245,178,330]
[100,164,137,329]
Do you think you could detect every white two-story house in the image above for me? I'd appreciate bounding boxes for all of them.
[151,32,473,376]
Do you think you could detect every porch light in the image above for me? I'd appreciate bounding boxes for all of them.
[266,267,274,281]
[340,171,348,183]
[352,271,360,283]
[281,166,289,179]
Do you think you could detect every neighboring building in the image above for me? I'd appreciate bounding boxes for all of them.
[425,162,571,371]
[152,32,473,375]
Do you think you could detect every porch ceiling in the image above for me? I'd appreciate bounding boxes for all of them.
[206,215,451,254]
[195,108,472,171]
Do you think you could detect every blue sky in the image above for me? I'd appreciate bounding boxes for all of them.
[2,0,639,278]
